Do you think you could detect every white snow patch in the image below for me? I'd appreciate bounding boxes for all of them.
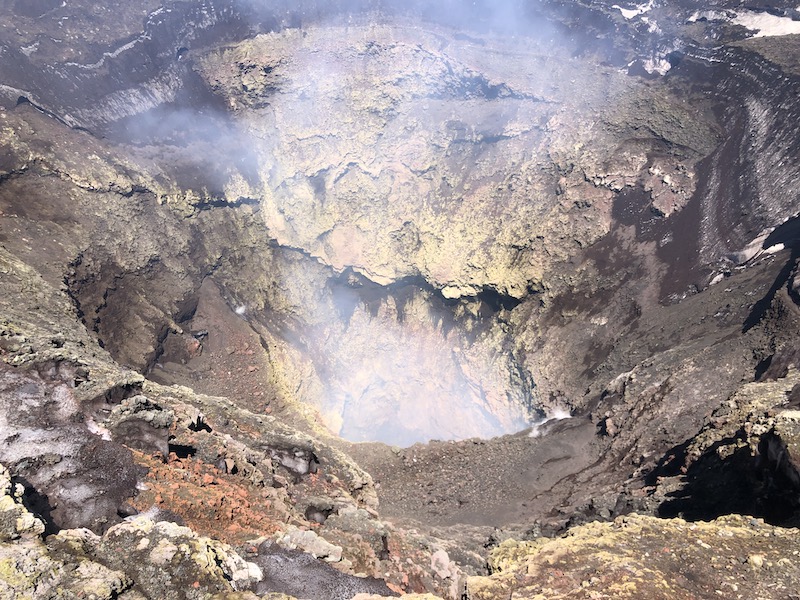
[764,243,785,255]
[709,272,726,286]
[612,0,654,20]
[729,232,770,264]
[128,505,160,521]
[687,10,729,23]
[235,305,247,315]
[85,418,112,441]
[20,42,39,57]
[641,16,661,33]
[643,56,672,75]
[732,11,800,37]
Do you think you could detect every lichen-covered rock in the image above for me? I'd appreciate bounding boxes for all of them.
[0,465,131,600]
[467,513,800,599]
[321,505,391,575]
[0,539,132,600]
[277,526,343,562]
[95,516,262,598]
[0,465,265,600]
[0,465,44,542]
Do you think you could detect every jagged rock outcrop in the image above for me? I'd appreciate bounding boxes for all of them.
[0,462,262,599]
[648,369,800,524]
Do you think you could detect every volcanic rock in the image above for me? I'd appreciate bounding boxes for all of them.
[467,513,800,599]
[1,1,800,599]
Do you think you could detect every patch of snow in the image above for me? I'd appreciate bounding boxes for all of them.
[235,305,247,315]
[764,243,785,255]
[641,16,661,33]
[732,11,800,37]
[612,0,654,20]
[0,82,28,99]
[643,56,672,75]
[20,42,39,57]
[687,10,729,24]
[128,505,159,520]
[615,6,640,20]
[709,272,726,286]
[85,417,112,441]
[729,232,770,264]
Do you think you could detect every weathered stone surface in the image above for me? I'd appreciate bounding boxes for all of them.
[467,513,800,599]
[197,24,711,300]
[96,516,261,596]
[277,526,343,562]
[643,370,800,524]
[0,463,260,600]
[253,540,399,600]
[0,465,45,542]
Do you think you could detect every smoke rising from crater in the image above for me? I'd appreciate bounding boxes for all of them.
[103,0,610,444]
[232,0,553,36]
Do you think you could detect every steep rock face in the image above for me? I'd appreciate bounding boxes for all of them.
[181,20,725,443]
[0,242,468,598]
[648,369,800,524]
[505,38,800,425]
[197,24,712,299]
[683,44,800,267]
[3,0,796,448]
[0,102,472,596]
[0,0,241,127]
